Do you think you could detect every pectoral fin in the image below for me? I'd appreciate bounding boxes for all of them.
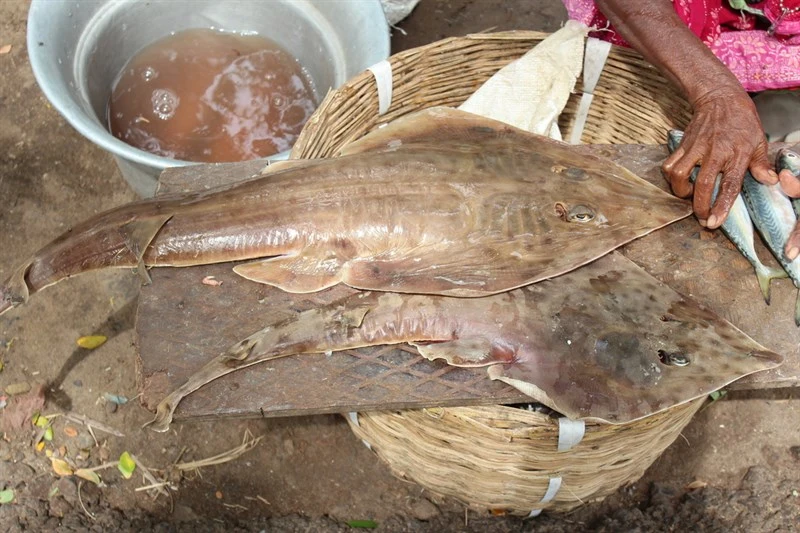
[414,337,512,367]
[341,245,543,297]
[233,252,345,293]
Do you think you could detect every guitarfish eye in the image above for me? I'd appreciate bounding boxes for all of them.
[567,205,595,223]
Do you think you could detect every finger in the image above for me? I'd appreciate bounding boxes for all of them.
[692,154,723,223]
[785,220,800,261]
[662,147,694,198]
[708,157,748,229]
[663,145,684,172]
[779,168,800,198]
[662,151,700,199]
[748,143,778,185]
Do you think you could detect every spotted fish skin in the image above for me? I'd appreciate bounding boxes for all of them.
[667,130,786,303]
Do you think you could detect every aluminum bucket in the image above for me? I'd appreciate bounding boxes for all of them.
[27,0,391,196]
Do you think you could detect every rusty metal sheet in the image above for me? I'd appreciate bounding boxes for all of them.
[135,144,800,423]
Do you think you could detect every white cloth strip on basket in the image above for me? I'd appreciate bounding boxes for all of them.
[568,37,611,145]
[527,476,563,518]
[347,412,372,450]
[367,60,393,116]
[557,417,586,451]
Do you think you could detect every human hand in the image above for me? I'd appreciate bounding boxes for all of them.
[662,86,778,229]
[776,147,800,260]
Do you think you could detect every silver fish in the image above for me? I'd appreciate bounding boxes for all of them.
[740,165,800,326]
[667,130,786,303]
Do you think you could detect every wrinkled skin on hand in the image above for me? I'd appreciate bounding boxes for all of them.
[662,86,777,229]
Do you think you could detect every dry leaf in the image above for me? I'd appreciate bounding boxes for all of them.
[75,468,102,485]
[63,426,78,438]
[0,44,11,55]
[51,458,73,476]
[0,386,46,434]
[685,479,708,491]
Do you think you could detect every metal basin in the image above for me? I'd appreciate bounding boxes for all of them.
[27,0,390,196]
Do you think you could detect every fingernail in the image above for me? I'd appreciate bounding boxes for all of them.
[769,169,779,182]
[707,215,719,228]
[698,219,707,227]
[788,247,799,261]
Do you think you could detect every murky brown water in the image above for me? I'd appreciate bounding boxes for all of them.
[108,28,317,163]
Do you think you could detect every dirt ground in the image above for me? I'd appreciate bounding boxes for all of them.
[0,0,799,531]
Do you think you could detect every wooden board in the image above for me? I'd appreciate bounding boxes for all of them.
[135,143,800,422]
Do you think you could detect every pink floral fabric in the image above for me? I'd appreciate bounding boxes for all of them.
[562,0,800,91]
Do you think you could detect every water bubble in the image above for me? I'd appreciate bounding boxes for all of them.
[142,67,158,81]
[271,95,285,109]
[151,89,179,120]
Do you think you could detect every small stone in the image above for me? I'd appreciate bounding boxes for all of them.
[76,432,95,450]
[790,445,800,461]
[72,380,83,387]
[105,401,118,414]
[5,382,31,396]
[410,498,439,521]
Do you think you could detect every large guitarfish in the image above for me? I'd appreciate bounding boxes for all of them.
[0,107,690,314]
[148,252,781,432]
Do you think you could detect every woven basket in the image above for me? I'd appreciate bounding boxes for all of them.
[348,401,702,514]
[290,30,698,515]
[291,30,691,159]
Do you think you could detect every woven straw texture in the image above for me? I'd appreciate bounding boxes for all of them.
[290,30,698,515]
[291,30,691,160]
[348,400,703,514]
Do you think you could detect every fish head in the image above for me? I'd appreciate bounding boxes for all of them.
[666,129,684,154]
[777,147,800,177]
[543,158,692,254]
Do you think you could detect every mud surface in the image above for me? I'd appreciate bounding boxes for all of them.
[1,0,799,531]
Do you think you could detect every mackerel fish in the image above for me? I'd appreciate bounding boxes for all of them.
[740,160,800,326]
[667,130,786,303]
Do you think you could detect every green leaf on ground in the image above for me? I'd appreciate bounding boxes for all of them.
[118,451,136,479]
[709,390,727,402]
[346,519,378,528]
